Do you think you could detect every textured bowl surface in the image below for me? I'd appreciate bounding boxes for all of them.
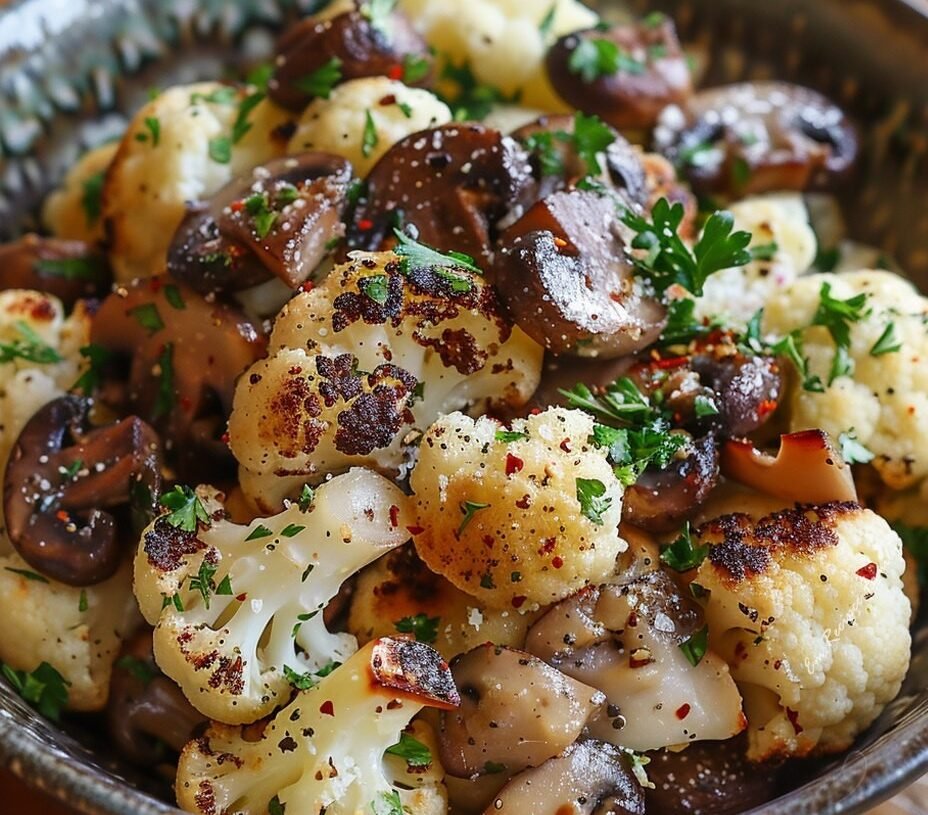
[0,1,926,813]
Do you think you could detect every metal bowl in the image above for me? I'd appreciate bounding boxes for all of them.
[0,1,926,813]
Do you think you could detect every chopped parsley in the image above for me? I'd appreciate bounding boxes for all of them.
[571,112,615,176]
[232,91,266,143]
[373,790,404,815]
[72,343,113,395]
[679,624,709,666]
[749,241,779,261]
[128,302,164,334]
[244,192,278,239]
[392,228,481,292]
[361,0,398,37]
[769,330,824,393]
[396,100,414,118]
[361,110,379,158]
[0,321,62,365]
[495,429,528,443]
[870,322,902,357]
[402,54,430,84]
[483,761,507,774]
[523,130,565,178]
[34,255,106,281]
[4,567,49,583]
[78,589,88,613]
[294,57,343,99]
[394,613,440,644]
[576,477,612,525]
[268,795,286,815]
[190,87,237,105]
[291,610,319,639]
[539,3,557,37]
[440,60,519,121]
[811,282,870,384]
[245,524,274,541]
[622,198,752,297]
[694,394,719,417]
[359,274,390,305]
[246,63,274,90]
[116,655,157,685]
[458,500,490,536]
[560,376,651,424]
[164,284,185,310]
[1,661,70,722]
[160,485,210,532]
[189,560,232,610]
[385,732,432,767]
[298,484,315,512]
[838,429,875,465]
[208,136,232,164]
[152,342,175,419]
[136,116,160,146]
[657,298,717,347]
[162,592,185,612]
[280,524,306,538]
[568,37,644,82]
[80,169,106,225]
[659,523,708,572]
[283,664,318,691]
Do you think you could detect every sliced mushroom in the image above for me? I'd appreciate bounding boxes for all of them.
[486,739,645,815]
[3,395,162,586]
[0,234,110,307]
[494,189,666,357]
[526,571,745,752]
[90,278,266,480]
[546,16,692,132]
[269,9,432,111]
[168,153,353,296]
[107,631,207,766]
[349,124,536,267]
[622,433,720,532]
[439,643,605,778]
[721,429,858,504]
[654,82,858,197]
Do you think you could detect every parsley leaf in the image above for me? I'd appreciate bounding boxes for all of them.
[294,57,343,99]
[812,282,869,384]
[189,560,228,610]
[403,54,430,84]
[0,321,63,365]
[495,429,528,443]
[679,624,709,666]
[440,60,519,121]
[139,116,160,146]
[659,523,708,571]
[1,661,70,721]
[152,342,175,419]
[385,732,432,767]
[190,87,237,105]
[80,169,106,225]
[78,588,88,612]
[116,655,157,685]
[362,110,379,158]
[232,91,265,143]
[34,256,106,282]
[769,330,824,393]
[560,376,651,424]
[838,429,875,465]
[72,343,113,395]
[359,274,390,305]
[129,302,164,334]
[571,112,615,176]
[568,37,645,82]
[4,567,49,583]
[246,524,274,541]
[268,796,286,815]
[208,136,232,164]
[392,228,481,292]
[749,241,779,261]
[298,485,315,512]
[523,130,565,178]
[458,500,490,536]
[280,524,305,538]
[539,3,557,37]
[373,790,404,815]
[657,298,716,347]
[870,322,902,356]
[244,192,278,239]
[576,477,612,525]
[160,485,209,532]
[394,613,440,644]
[283,664,317,691]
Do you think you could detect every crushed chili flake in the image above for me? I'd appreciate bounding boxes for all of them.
[856,562,878,580]
[540,537,556,554]
[235,593,248,602]
[559,438,572,453]
[299,280,315,293]
[629,648,653,669]
[387,64,403,80]
[230,200,244,213]
[654,356,688,370]
[148,277,163,293]
[551,556,564,569]
[406,525,424,535]
[786,707,803,734]
[388,505,400,528]
[56,510,70,522]
[758,399,778,417]
[220,432,231,446]
[180,395,193,412]
[319,700,335,716]
[482,535,495,549]
[505,453,524,476]
[675,703,691,720]
[357,218,375,231]
[515,495,531,509]
[379,94,398,106]
[529,407,542,415]
[511,595,527,609]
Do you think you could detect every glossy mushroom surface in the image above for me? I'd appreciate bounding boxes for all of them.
[3,395,162,586]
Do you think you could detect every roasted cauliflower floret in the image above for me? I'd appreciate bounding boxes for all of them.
[134,468,412,724]
[694,501,910,761]
[695,193,817,329]
[410,408,627,609]
[398,0,598,111]
[103,82,291,281]
[41,142,118,245]
[230,251,543,510]
[287,77,452,176]
[348,544,537,661]
[764,270,928,489]
[176,637,459,815]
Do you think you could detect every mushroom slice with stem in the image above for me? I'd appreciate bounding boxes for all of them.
[654,82,858,197]
[486,739,645,815]
[268,8,432,110]
[526,570,745,752]
[439,643,605,779]
[3,394,162,586]
[494,188,666,358]
[168,153,353,297]
[546,15,692,133]
[349,124,536,267]
[721,429,858,505]
[0,234,110,307]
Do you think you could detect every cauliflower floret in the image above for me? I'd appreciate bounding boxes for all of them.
[41,142,118,245]
[287,78,452,176]
[230,251,542,510]
[693,500,910,761]
[410,408,627,609]
[764,270,928,489]
[399,0,598,111]
[176,636,457,815]
[134,468,412,724]
[348,544,537,661]
[103,82,291,281]
[695,193,817,329]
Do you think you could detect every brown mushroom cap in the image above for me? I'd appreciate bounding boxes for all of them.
[439,643,605,779]
[0,234,110,307]
[546,17,692,132]
[653,81,858,197]
[3,395,162,586]
[485,739,645,815]
[269,9,432,111]
[494,188,666,358]
[90,278,266,480]
[168,153,353,296]
[349,124,536,268]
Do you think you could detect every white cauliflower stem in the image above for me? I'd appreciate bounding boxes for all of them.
[410,408,627,608]
[176,637,459,815]
[694,500,911,760]
[134,468,412,724]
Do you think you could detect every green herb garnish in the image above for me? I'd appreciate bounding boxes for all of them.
[394,613,440,644]
[294,57,343,99]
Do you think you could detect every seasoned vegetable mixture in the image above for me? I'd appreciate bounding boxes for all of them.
[0,0,921,813]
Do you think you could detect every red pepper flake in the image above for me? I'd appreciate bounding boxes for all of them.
[56,510,70,522]
[786,707,803,734]
[357,218,375,231]
[559,438,572,453]
[758,399,778,418]
[388,505,400,528]
[319,700,335,717]
[379,94,398,106]
[482,535,495,549]
[654,356,688,370]
[734,640,748,661]
[551,556,564,569]
[627,611,638,628]
[515,495,531,509]
[511,595,527,609]
[148,277,163,293]
[180,395,193,412]
[220,432,231,446]
[230,199,245,213]
[387,63,403,80]
[629,648,653,669]
[406,525,424,536]
[505,453,524,476]
[235,593,247,602]
[541,537,556,554]
[299,280,315,293]
[675,703,691,720]
[529,407,542,415]
[856,562,878,580]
